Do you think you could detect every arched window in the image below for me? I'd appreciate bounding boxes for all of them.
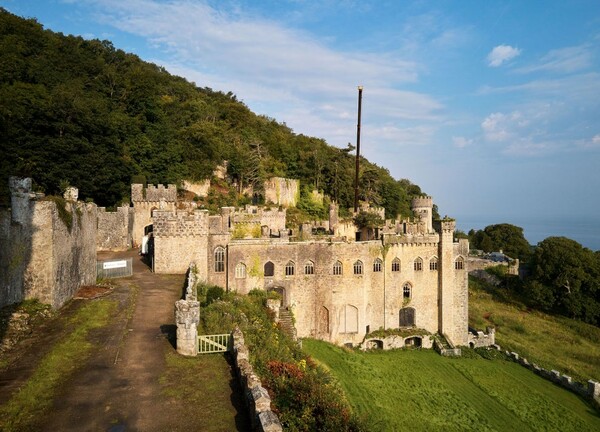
[264,261,274,277]
[304,261,315,275]
[414,257,423,271]
[235,262,246,279]
[403,282,412,299]
[373,258,382,272]
[353,260,363,275]
[430,256,438,271]
[214,246,225,273]
[333,261,343,276]
[285,261,295,276]
[455,256,465,270]
[392,258,401,272]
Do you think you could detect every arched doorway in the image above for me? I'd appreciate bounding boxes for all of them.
[267,286,287,307]
[399,307,415,327]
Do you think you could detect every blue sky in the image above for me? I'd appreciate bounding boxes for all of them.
[3,0,600,221]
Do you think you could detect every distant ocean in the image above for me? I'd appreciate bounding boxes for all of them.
[455,215,600,252]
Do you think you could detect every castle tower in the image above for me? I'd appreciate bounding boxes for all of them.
[411,196,433,233]
[131,183,177,247]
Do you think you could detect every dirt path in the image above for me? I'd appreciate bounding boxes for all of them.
[1,250,249,431]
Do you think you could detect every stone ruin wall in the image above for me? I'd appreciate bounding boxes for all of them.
[181,179,211,198]
[97,206,134,251]
[264,177,299,207]
[0,178,97,309]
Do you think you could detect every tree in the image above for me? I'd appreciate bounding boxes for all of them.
[470,223,532,261]
[526,237,600,325]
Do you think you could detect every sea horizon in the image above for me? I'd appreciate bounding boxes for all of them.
[454,214,600,252]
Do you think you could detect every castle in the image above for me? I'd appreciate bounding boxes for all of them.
[134,182,470,347]
[1,177,472,348]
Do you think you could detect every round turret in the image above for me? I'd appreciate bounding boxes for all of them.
[411,196,433,233]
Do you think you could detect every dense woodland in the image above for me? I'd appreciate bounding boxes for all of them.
[0,9,424,218]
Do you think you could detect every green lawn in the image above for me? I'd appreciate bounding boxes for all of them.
[303,339,600,432]
[469,277,600,383]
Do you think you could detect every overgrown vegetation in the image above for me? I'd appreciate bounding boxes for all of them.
[304,339,600,432]
[0,8,426,218]
[366,327,430,339]
[0,299,117,431]
[197,287,366,431]
[468,223,532,261]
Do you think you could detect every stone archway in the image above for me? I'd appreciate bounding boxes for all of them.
[267,286,287,307]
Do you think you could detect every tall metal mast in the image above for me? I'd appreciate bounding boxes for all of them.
[354,85,363,213]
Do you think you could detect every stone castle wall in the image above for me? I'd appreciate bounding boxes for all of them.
[0,179,97,309]
[153,209,210,275]
[264,177,299,207]
[97,206,134,251]
[131,183,177,247]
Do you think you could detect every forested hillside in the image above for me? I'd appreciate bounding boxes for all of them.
[0,9,425,216]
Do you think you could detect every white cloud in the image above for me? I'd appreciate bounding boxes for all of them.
[487,44,521,67]
[481,111,527,142]
[517,45,592,74]
[452,136,473,148]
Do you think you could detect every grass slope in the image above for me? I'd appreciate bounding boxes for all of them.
[303,339,600,432]
[469,277,600,383]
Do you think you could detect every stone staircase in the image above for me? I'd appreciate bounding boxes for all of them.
[278,307,297,340]
[434,333,461,357]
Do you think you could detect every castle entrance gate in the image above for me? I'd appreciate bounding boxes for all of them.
[267,286,287,307]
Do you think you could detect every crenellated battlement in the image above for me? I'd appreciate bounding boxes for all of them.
[153,209,209,237]
[411,196,433,209]
[131,183,177,203]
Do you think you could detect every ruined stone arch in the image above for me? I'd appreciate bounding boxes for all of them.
[339,304,358,333]
[318,306,330,334]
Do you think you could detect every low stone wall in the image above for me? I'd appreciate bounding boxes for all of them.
[232,327,283,432]
[468,327,495,348]
[493,345,600,407]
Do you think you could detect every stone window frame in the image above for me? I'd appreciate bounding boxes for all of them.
[264,261,275,277]
[235,262,246,279]
[214,246,225,273]
[414,257,423,272]
[285,260,295,276]
[455,256,465,270]
[403,282,412,299]
[429,256,438,271]
[333,260,343,276]
[373,258,382,272]
[304,261,315,275]
[391,258,401,272]
[353,260,363,275]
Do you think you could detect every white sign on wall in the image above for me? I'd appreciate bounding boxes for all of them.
[103,260,127,270]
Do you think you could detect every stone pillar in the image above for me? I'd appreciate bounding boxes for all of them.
[175,300,200,356]
[588,380,600,400]
[63,187,79,202]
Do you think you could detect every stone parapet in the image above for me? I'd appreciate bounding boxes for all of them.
[131,183,177,202]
